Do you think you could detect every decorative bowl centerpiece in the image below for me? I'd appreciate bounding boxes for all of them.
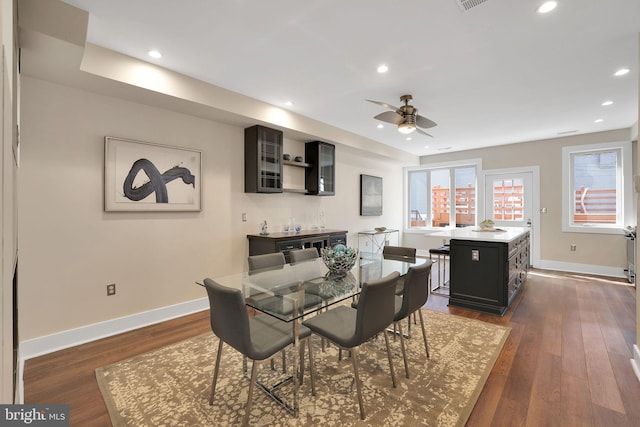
[321,245,359,278]
[375,226,387,232]
[479,219,495,229]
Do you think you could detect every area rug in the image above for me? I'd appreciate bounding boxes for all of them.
[96,309,510,426]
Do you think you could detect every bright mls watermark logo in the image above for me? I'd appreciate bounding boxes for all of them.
[0,405,69,426]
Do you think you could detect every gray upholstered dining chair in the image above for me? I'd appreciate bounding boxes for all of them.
[302,271,400,420]
[246,251,319,372]
[248,252,286,271]
[289,247,319,263]
[392,260,433,378]
[382,245,416,259]
[204,278,315,426]
[382,245,417,295]
[247,252,323,316]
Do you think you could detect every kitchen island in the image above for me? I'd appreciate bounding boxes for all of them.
[431,226,530,315]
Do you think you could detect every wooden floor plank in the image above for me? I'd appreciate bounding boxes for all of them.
[576,285,626,414]
[524,351,562,427]
[608,351,640,424]
[560,373,594,427]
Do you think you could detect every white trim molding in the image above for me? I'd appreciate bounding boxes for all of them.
[535,259,626,279]
[632,345,640,383]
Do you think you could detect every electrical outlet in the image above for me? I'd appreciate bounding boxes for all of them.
[107,283,116,296]
[242,212,247,222]
[570,244,577,252]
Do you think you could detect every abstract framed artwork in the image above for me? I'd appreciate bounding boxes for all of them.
[360,174,383,216]
[104,137,202,212]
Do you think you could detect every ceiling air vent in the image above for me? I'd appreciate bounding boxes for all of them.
[455,0,489,11]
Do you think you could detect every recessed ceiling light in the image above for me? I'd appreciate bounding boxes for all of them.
[377,124,384,129]
[377,64,388,73]
[614,68,630,77]
[537,1,558,14]
[406,137,412,141]
[424,145,430,149]
[148,50,162,59]
[601,100,614,106]
[284,101,294,107]
[594,119,604,123]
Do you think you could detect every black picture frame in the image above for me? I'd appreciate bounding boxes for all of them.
[360,174,383,216]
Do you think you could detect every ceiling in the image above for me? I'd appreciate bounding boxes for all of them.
[60,0,639,156]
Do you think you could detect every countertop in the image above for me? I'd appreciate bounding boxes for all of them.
[430,226,529,243]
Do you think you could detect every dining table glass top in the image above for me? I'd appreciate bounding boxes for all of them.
[210,253,427,322]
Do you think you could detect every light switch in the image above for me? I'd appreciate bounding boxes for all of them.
[471,249,480,261]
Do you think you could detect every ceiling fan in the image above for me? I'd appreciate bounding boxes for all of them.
[366,94,437,137]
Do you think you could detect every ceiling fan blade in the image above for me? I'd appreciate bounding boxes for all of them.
[415,114,437,129]
[416,128,434,138]
[366,99,400,111]
[374,111,404,125]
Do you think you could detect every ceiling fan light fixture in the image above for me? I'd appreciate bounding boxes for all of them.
[614,68,630,77]
[537,1,558,14]
[398,122,416,134]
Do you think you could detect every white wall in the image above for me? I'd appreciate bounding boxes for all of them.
[18,75,404,342]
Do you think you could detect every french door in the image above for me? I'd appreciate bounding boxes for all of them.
[481,168,539,266]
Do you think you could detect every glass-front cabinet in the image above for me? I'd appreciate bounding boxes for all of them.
[305,141,335,196]
[245,125,283,193]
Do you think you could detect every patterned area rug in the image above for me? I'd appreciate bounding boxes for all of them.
[96,309,510,426]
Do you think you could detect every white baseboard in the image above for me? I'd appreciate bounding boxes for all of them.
[19,297,209,361]
[535,259,626,279]
[632,345,640,384]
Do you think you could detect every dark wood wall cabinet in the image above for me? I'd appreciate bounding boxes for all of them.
[244,125,283,193]
[449,230,530,315]
[248,229,348,263]
[305,141,335,196]
[244,125,335,195]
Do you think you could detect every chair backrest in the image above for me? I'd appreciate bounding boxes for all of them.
[203,278,252,355]
[248,252,286,271]
[289,247,319,263]
[382,245,417,259]
[398,260,433,318]
[354,271,400,343]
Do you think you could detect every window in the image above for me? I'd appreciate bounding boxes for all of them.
[491,178,524,222]
[562,141,632,234]
[406,161,479,230]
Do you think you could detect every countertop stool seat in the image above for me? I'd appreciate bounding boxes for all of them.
[428,245,450,296]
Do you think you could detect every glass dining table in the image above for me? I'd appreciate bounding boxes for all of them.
[201,253,427,416]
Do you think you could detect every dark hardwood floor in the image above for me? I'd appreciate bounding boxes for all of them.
[23,269,640,426]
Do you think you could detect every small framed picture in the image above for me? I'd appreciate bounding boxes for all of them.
[360,174,382,216]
